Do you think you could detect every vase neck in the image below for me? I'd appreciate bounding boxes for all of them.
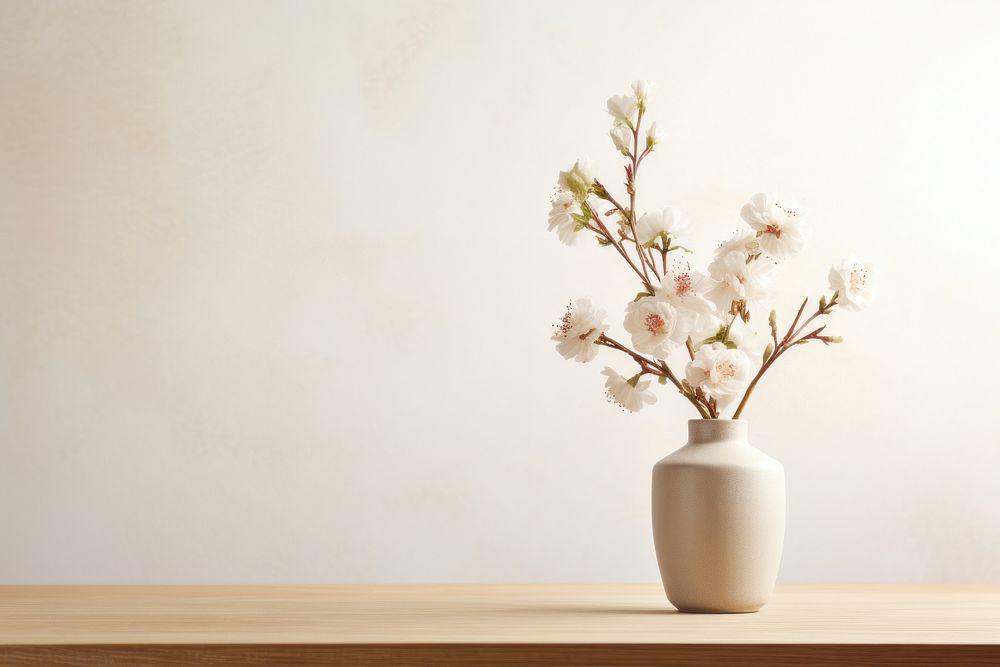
[687,419,748,444]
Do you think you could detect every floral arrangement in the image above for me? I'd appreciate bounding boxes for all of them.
[549,80,876,418]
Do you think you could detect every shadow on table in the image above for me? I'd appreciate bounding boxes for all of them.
[512,605,679,616]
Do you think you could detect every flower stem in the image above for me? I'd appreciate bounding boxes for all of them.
[597,334,711,418]
[731,293,839,419]
[589,211,654,292]
[627,108,661,284]
[722,312,739,345]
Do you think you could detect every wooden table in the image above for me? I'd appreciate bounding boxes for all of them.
[1,584,998,665]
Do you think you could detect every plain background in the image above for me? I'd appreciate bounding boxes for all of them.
[2,0,999,584]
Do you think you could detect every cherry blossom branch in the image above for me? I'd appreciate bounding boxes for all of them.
[628,108,662,284]
[592,181,630,222]
[596,334,660,373]
[588,210,655,292]
[635,144,653,167]
[550,84,874,422]
[731,292,841,419]
[787,293,839,343]
[592,180,657,278]
[784,297,809,344]
[594,134,661,285]
[597,334,712,418]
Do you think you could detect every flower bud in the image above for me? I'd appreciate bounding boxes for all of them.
[591,181,611,202]
[557,159,595,201]
[609,126,631,155]
[631,79,654,101]
[645,122,659,149]
[606,94,637,127]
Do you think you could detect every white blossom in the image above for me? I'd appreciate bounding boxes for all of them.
[602,367,657,412]
[829,256,877,311]
[631,79,654,102]
[606,94,638,126]
[705,251,776,310]
[547,191,581,245]
[557,158,595,201]
[552,299,608,363]
[714,229,761,258]
[688,315,727,350]
[688,315,766,361]
[623,296,686,358]
[609,125,631,155]
[685,342,753,405]
[656,266,716,318]
[740,193,805,258]
[636,207,688,246]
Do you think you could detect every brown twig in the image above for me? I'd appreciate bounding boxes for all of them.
[731,292,840,419]
[625,107,662,284]
[589,211,655,292]
[597,334,711,418]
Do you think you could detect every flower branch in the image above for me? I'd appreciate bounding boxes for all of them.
[626,106,662,284]
[597,334,713,418]
[587,206,656,293]
[731,292,841,419]
[548,79,874,418]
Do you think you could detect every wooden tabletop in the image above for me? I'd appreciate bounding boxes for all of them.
[1,584,998,665]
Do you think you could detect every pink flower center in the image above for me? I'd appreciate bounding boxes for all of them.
[605,389,627,411]
[674,272,693,295]
[644,312,666,334]
[766,223,782,237]
[849,267,868,291]
[716,360,737,379]
[554,306,573,337]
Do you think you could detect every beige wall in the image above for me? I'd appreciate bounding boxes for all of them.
[1,0,998,583]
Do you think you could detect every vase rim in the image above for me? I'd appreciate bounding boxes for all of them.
[687,418,749,443]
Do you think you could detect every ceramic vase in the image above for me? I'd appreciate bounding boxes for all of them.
[651,419,785,613]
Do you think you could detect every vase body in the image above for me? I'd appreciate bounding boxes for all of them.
[651,419,785,613]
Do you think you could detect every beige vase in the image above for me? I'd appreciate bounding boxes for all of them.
[651,419,785,613]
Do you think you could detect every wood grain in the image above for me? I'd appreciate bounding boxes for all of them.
[1,584,998,665]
